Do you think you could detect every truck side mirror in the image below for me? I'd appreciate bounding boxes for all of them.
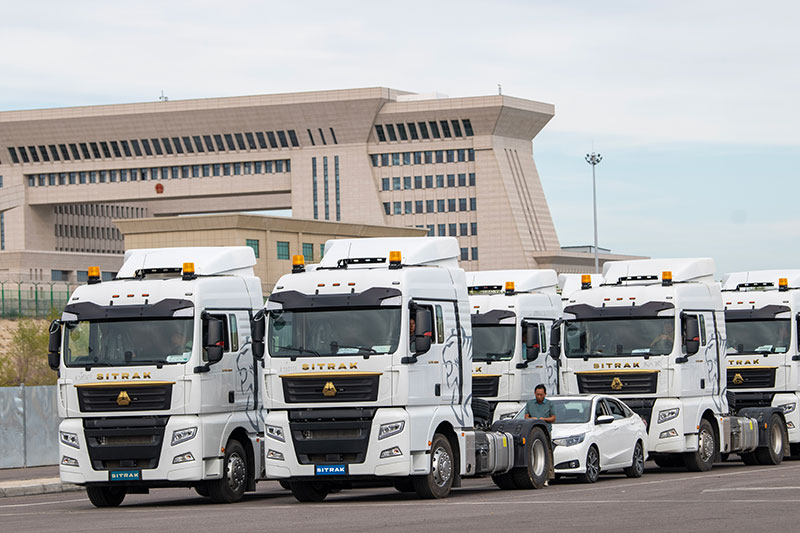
[251,310,266,360]
[683,314,700,356]
[47,320,61,371]
[413,307,433,354]
[524,322,540,361]
[204,317,224,365]
[549,319,562,360]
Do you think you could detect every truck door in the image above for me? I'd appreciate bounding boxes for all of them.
[230,311,257,411]
[406,302,440,405]
[200,312,234,413]
[681,312,716,397]
[521,322,553,398]
[436,302,463,408]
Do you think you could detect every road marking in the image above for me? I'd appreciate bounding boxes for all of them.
[702,487,800,492]
[0,498,86,509]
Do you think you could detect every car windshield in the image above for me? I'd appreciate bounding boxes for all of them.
[64,318,194,367]
[268,307,401,357]
[565,318,674,357]
[550,399,592,423]
[472,324,515,361]
[726,319,791,354]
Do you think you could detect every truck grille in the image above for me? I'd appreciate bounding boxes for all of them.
[282,374,379,403]
[472,375,500,398]
[727,367,776,389]
[619,397,657,427]
[77,384,173,412]
[288,408,376,465]
[576,371,658,394]
[83,416,168,471]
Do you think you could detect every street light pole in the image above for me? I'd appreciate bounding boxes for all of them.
[585,152,603,273]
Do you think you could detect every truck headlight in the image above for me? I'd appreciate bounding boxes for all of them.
[171,427,197,446]
[173,452,195,464]
[266,424,285,442]
[657,408,680,424]
[61,456,79,467]
[779,403,796,414]
[552,433,585,447]
[378,421,405,440]
[60,431,80,449]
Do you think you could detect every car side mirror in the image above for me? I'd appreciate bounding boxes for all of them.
[524,323,540,361]
[47,320,61,371]
[250,310,266,360]
[596,414,614,425]
[205,317,224,365]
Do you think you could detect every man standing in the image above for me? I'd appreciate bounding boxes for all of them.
[524,383,556,485]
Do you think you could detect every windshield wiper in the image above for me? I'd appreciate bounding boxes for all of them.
[275,345,320,358]
[330,343,378,359]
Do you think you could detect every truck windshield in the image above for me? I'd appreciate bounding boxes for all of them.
[726,319,791,354]
[564,318,674,357]
[472,325,515,361]
[64,318,194,367]
[268,307,401,357]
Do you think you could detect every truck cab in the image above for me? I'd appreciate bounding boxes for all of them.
[722,271,800,454]
[49,247,266,506]
[468,270,562,420]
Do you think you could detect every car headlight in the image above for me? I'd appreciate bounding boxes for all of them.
[266,424,285,442]
[171,427,197,446]
[657,408,680,424]
[378,421,405,440]
[60,431,80,449]
[779,403,796,414]
[552,433,586,447]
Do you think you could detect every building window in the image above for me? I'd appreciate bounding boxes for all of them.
[458,173,466,187]
[404,201,412,214]
[371,154,379,167]
[426,225,434,237]
[302,243,314,262]
[383,202,391,215]
[413,152,422,164]
[414,176,422,189]
[335,155,340,221]
[425,175,433,188]
[471,247,479,260]
[320,243,325,259]
[277,241,290,260]
[469,172,476,186]
[403,176,412,190]
[403,152,411,165]
[437,224,446,236]
[313,158,319,219]
[0,212,4,250]
[386,124,397,142]
[375,125,386,142]
[437,199,445,212]
[449,223,457,236]
[393,202,402,215]
[426,200,434,213]
[415,200,423,213]
[446,150,455,163]
[448,199,456,212]
[77,270,88,282]
[447,174,455,187]
[435,150,444,163]
[392,177,401,190]
[471,222,478,235]
[392,153,400,166]
[470,197,477,210]
[463,119,474,136]
[459,198,467,211]
[460,248,469,261]
[436,175,444,188]
[460,223,468,236]
[246,239,260,259]
[323,156,329,220]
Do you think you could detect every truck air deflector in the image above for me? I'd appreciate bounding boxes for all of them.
[268,288,402,310]
[725,305,791,320]
[63,299,194,320]
[563,301,674,319]
[471,309,516,325]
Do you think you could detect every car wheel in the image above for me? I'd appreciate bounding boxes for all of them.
[623,441,645,478]
[578,446,599,483]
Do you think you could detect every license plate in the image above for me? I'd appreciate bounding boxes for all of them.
[315,464,346,476]
[109,470,140,481]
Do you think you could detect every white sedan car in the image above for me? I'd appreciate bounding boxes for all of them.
[544,394,648,483]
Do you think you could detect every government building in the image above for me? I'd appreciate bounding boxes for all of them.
[0,87,639,290]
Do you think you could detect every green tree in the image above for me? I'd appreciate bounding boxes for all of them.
[0,319,56,386]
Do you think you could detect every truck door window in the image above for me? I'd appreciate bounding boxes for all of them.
[203,313,230,361]
[699,315,707,345]
[538,323,547,350]
[435,305,444,344]
[229,315,239,352]
[682,314,699,353]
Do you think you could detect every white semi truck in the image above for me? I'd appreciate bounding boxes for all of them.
[722,270,800,457]
[48,247,269,507]
[261,237,552,501]
[468,270,562,419]
[555,259,787,471]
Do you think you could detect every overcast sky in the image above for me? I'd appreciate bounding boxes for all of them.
[1,1,798,274]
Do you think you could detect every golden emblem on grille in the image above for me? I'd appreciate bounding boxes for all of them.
[116,390,132,406]
[322,381,337,397]
[610,377,623,391]
[733,373,744,385]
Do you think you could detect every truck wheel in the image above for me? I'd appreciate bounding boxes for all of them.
[652,454,683,468]
[413,433,454,499]
[578,445,600,483]
[278,480,291,490]
[86,486,126,507]
[755,413,786,465]
[208,440,248,503]
[510,426,550,489]
[194,483,210,497]
[623,441,645,478]
[684,419,715,472]
[393,478,415,493]
[491,472,517,490]
[289,481,330,502]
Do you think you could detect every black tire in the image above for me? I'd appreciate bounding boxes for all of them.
[623,441,645,478]
[578,445,600,483]
[492,472,517,490]
[289,480,330,502]
[208,440,248,503]
[393,478,415,493]
[510,426,551,489]
[471,398,491,423]
[720,453,730,462]
[194,483,210,497]
[740,452,759,465]
[278,480,291,490]
[755,413,786,465]
[86,486,126,508]
[684,419,715,472]
[413,433,455,499]
[653,454,683,468]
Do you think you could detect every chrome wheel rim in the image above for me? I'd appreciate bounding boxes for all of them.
[633,444,644,475]
[587,448,599,480]
[226,451,247,493]
[698,427,714,463]
[531,439,546,477]
[432,446,452,487]
[771,423,783,456]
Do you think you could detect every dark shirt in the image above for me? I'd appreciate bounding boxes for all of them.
[524,398,555,431]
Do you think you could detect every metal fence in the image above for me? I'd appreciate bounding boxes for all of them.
[0,385,60,468]
[0,282,74,318]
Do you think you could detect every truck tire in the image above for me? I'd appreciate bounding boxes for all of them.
[194,483,210,497]
[652,454,683,468]
[684,419,715,472]
[740,452,759,465]
[755,413,786,465]
[491,472,517,490]
[413,433,454,499]
[208,440,248,503]
[393,478,415,493]
[471,398,491,422]
[578,445,600,483]
[278,480,291,490]
[289,481,330,502]
[623,441,645,478]
[510,426,550,489]
[86,486,126,507]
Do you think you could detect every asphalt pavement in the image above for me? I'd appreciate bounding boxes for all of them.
[2,459,800,532]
